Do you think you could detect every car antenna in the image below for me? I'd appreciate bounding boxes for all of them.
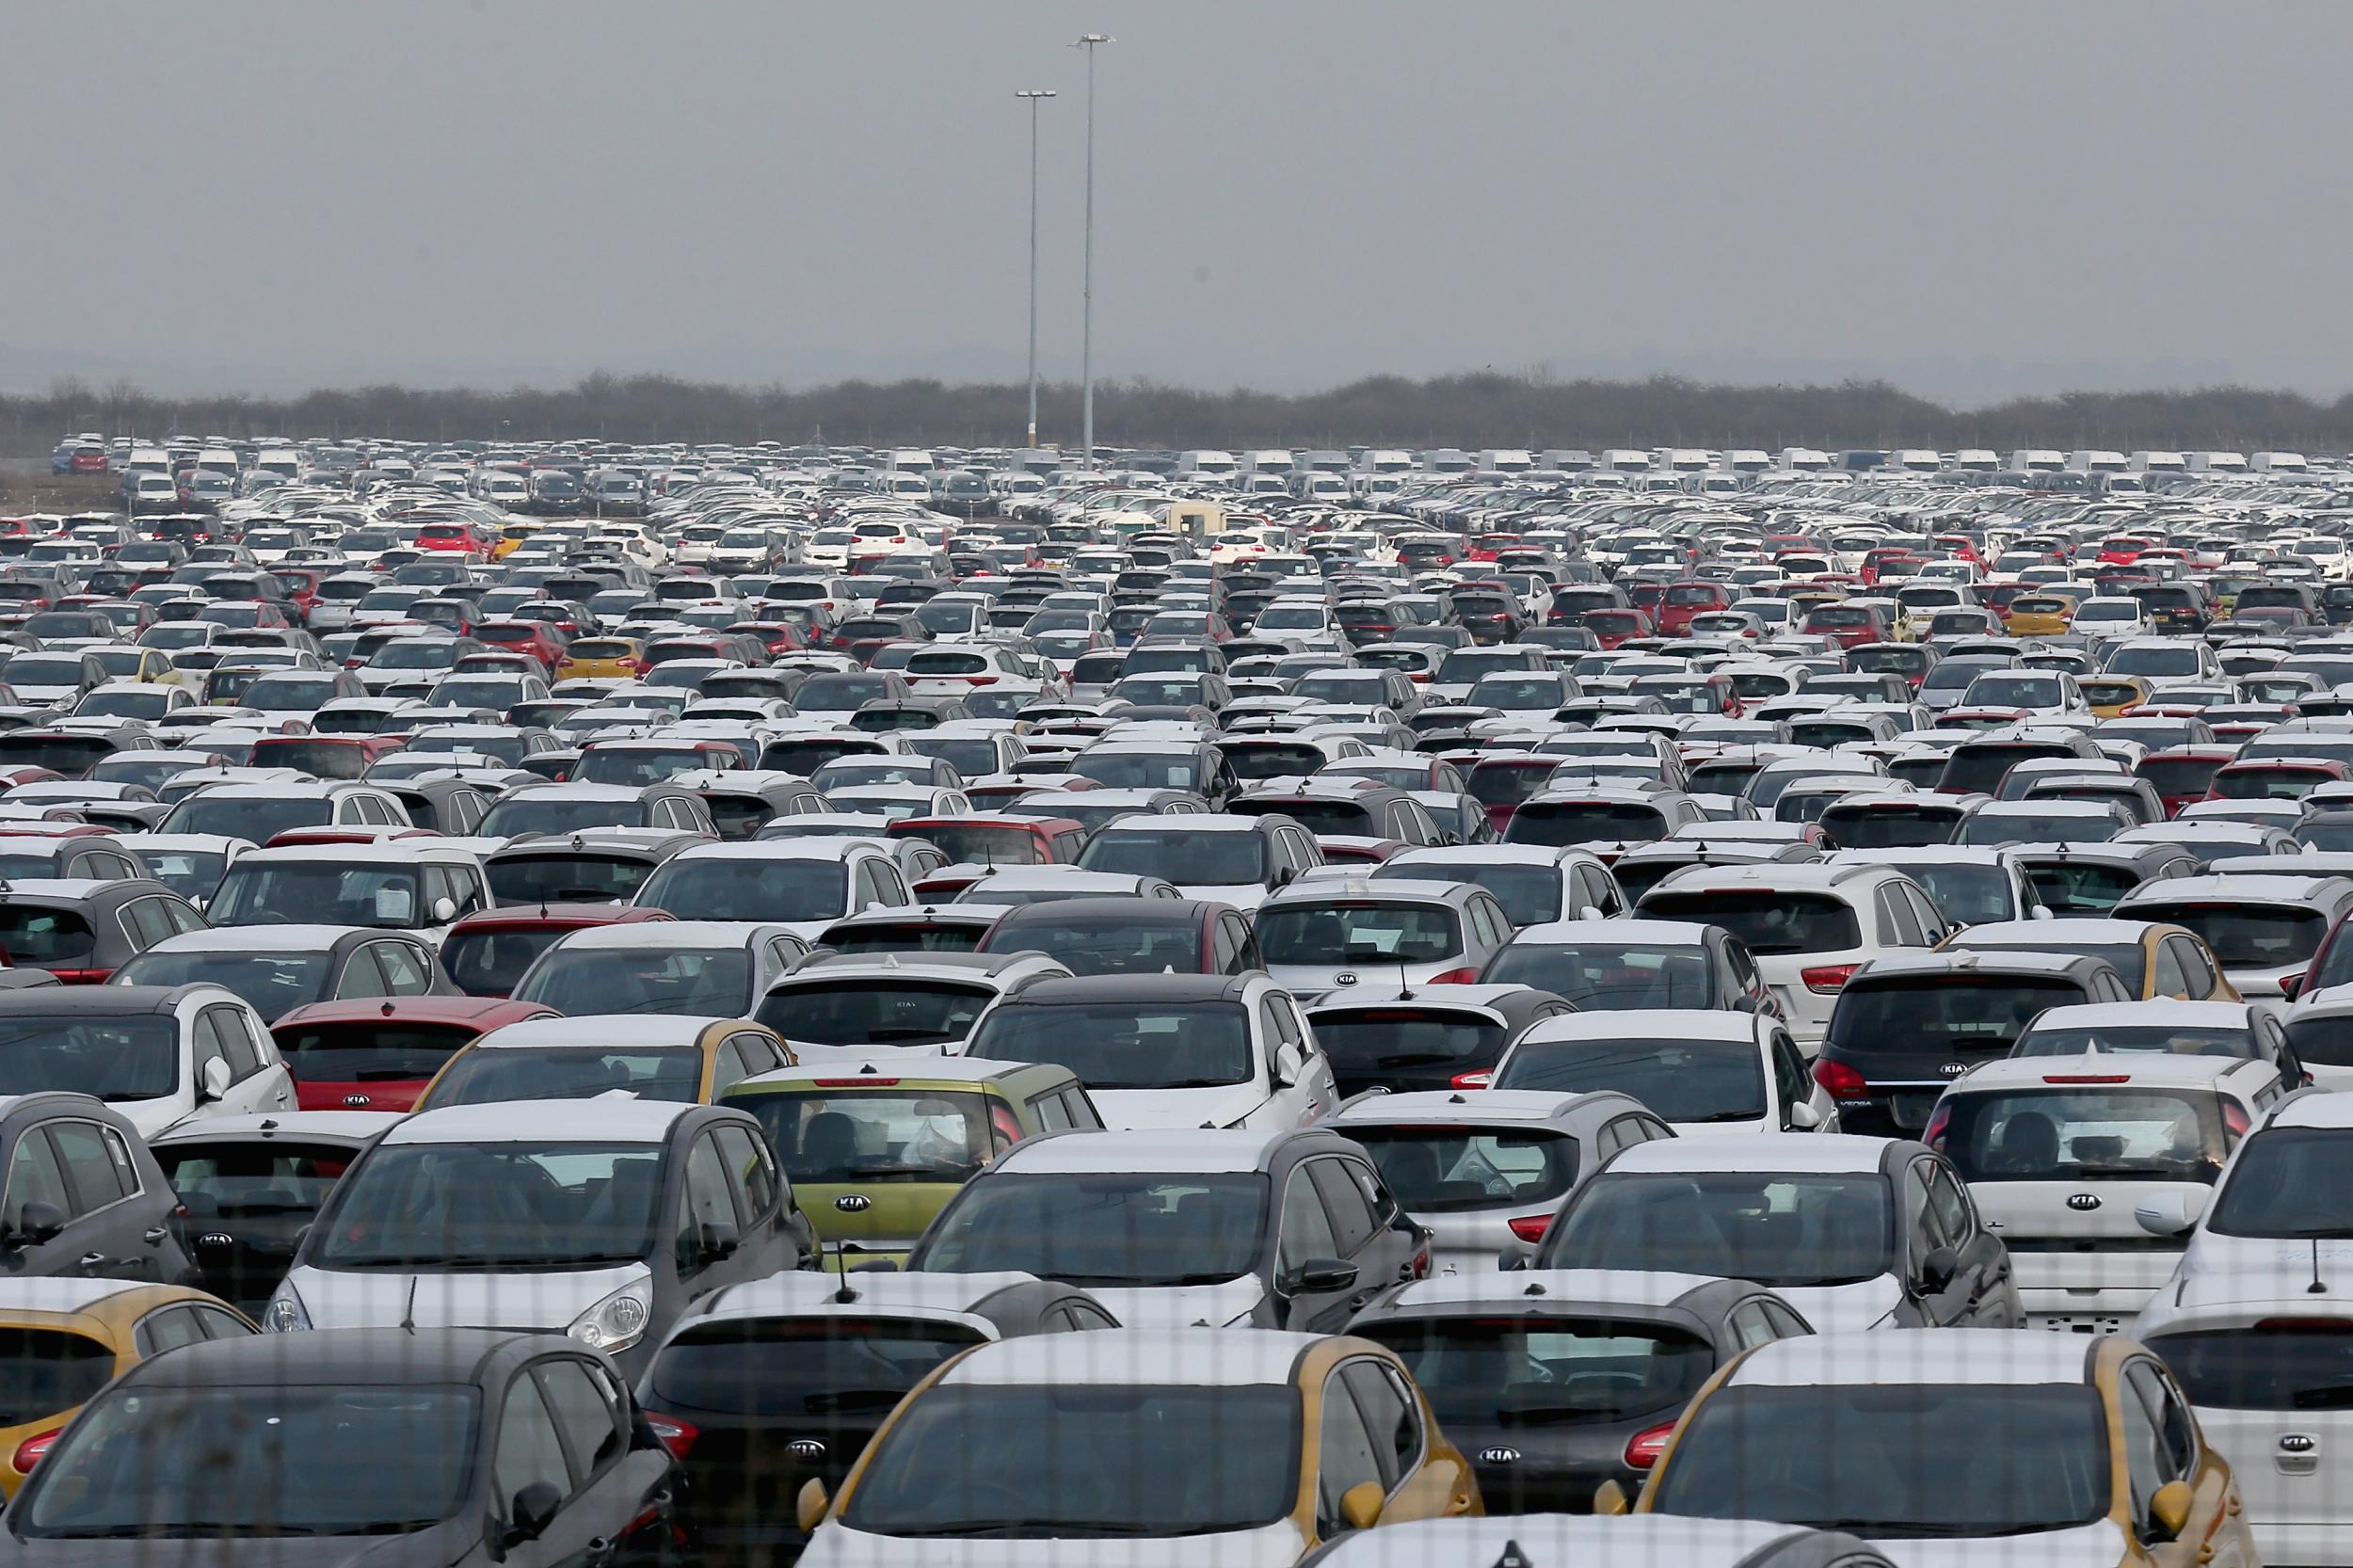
[1489,1543,1532,1568]
[1397,956,1414,1001]
[832,1242,861,1304]
[2313,1236,2329,1295]
[400,1273,419,1333]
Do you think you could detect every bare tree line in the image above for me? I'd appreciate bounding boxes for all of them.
[8,370,2353,456]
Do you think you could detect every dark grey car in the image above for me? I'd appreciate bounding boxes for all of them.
[0,1093,196,1284]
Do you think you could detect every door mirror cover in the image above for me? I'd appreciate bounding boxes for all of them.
[796,1479,831,1533]
[12,1201,65,1246]
[504,1480,562,1545]
[1787,1101,1823,1129]
[1592,1479,1631,1516]
[1286,1257,1358,1296]
[2148,1479,2194,1543]
[1339,1480,1385,1532]
[1916,1244,1960,1295]
[200,1057,233,1102]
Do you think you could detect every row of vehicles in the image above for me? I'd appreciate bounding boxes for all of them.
[7,436,2353,1562]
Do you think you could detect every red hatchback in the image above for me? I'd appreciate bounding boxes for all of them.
[1653,581,1732,637]
[2136,745,2240,817]
[890,815,1087,897]
[473,620,568,669]
[270,996,560,1112]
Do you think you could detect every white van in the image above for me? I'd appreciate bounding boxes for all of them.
[254,447,301,480]
[2009,449,2065,472]
[1176,450,1238,478]
[1598,448,1653,472]
[2253,451,2311,472]
[1777,447,1832,472]
[1930,1052,2284,1332]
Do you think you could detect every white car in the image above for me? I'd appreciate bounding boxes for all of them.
[1929,1052,2283,1333]
[1493,1010,1833,1135]
[0,983,293,1139]
[2141,1090,2353,1285]
[959,972,1337,1131]
[632,839,912,941]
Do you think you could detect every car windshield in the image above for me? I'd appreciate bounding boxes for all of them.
[313,1140,665,1269]
[21,1383,475,1540]
[0,1328,115,1428]
[422,1047,704,1109]
[1830,978,2088,1055]
[1360,1316,1713,1430]
[1496,1036,1769,1123]
[0,1015,178,1099]
[1080,829,1265,887]
[757,981,993,1047]
[636,858,845,923]
[2207,1129,2353,1238]
[210,863,425,930]
[1544,1173,1893,1287]
[1350,1127,1576,1212]
[842,1384,1297,1538]
[648,1317,986,1424]
[113,950,331,1017]
[915,1171,1267,1288]
[513,945,751,1016]
[1941,1087,2225,1182]
[2147,904,2324,968]
[967,1001,1253,1089]
[734,1090,996,1184]
[1485,940,1714,1011]
[1651,1383,2108,1538]
[1257,902,1462,966]
[155,1139,354,1215]
[163,794,332,840]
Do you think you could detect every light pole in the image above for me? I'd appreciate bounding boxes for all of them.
[1015,89,1055,450]
[1072,33,1112,471]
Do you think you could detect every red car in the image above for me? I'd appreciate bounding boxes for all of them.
[2136,745,2239,817]
[439,903,675,998]
[2207,758,2350,803]
[270,996,561,1112]
[891,815,1088,897]
[1582,608,1654,650]
[1652,581,1732,638]
[1800,603,1890,649]
[414,521,491,557]
[472,619,568,668]
[249,733,407,780]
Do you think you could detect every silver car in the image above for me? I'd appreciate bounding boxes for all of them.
[1253,876,1515,1001]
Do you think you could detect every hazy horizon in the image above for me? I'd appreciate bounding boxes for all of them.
[5,1,2345,406]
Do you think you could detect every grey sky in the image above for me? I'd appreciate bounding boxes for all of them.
[4,0,2345,404]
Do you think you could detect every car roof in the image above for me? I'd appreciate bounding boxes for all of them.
[122,1326,526,1387]
[994,1127,1293,1175]
[386,1098,696,1145]
[1383,1268,1732,1313]
[140,925,377,952]
[1331,1090,1616,1127]
[2125,872,2353,907]
[2027,1000,2254,1029]
[1512,918,1714,945]
[1605,1133,1894,1175]
[472,1016,727,1050]
[1949,917,2160,945]
[940,1328,1315,1388]
[150,1111,404,1144]
[696,1271,1057,1324]
[2267,1093,2353,1130]
[1728,1329,2089,1388]
[1956,1053,2254,1090]
[1852,950,2112,981]
[1518,1010,1763,1044]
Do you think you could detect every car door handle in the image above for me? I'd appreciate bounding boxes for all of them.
[585,1539,616,1568]
[142,1227,168,1246]
[78,1253,107,1271]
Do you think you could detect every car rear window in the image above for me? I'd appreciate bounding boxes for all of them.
[0,1328,115,1427]
[1829,977,2089,1057]
[2141,904,2325,969]
[153,1140,354,1214]
[270,1022,475,1083]
[1495,1035,1767,1124]
[729,1089,998,1185]
[648,1316,987,1417]
[1312,1008,1507,1072]
[1349,1127,1577,1212]
[1937,1087,2224,1183]
[1357,1316,1712,1432]
[2143,1325,2353,1410]
[0,906,95,966]
[487,855,658,905]
[1507,802,1669,847]
[1637,891,1860,955]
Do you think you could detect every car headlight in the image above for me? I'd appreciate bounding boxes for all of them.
[567,1279,652,1354]
[264,1285,311,1333]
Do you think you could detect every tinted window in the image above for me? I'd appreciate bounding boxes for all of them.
[1362,1316,1712,1431]
[732,1090,995,1185]
[1638,891,1860,954]
[1829,977,2089,1056]
[967,1001,1254,1089]
[1496,1035,1767,1123]
[1545,1172,1893,1287]
[1349,1128,1577,1212]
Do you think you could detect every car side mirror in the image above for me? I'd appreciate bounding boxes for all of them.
[8,1201,65,1248]
[2147,1479,2194,1544]
[1592,1479,1632,1516]
[2283,972,2306,1001]
[1339,1480,1385,1531]
[699,1220,742,1266]
[1787,1102,1822,1130]
[1283,1257,1357,1296]
[430,897,457,924]
[2029,904,2054,920]
[200,1057,232,1102]
[1915,1244,1959,1294]
[503,1480,562,1547]
[2136,1190,2208,1238]
[796,1479,831,1532]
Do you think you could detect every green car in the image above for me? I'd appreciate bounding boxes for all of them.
[722,1057,1103,1262]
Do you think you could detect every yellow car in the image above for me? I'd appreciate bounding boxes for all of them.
[413,1015,796,1111]
[1619,1329,2257,1568]
[0,1279,257,1496]
[2007,593,2080,637]
[489,520,543,560]
[554,634,647,680]
[797,1330,1481,1558]
[2081,674,2154,719]
[1940,918,2241,1002]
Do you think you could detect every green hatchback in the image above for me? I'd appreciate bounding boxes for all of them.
[722,1058,1103,1262]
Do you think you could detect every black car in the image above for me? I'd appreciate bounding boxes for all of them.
[636,1273,1115,1563]
[1232,780,1452,847]
[975,897,1259,976]
[1814,951,2137,1136]
[0,878,205,984]
[1349,1271,1809,1512]
[2,1328,678,1565]
[0,1093,196,1285]
[1304,984,1575,1096]
[149,1111,390,1314]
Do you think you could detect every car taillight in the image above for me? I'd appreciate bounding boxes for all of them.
[1923,1104,1951,1149]
[966,675,998,685]
[1801,963,1858,993]
[1814,1058,1871,1100]
[1506,1213,1554,1244]
[11,1429,59,1473]
[2225,1101,2251,1141]
[1624,1420,1677,1469]
[1449,1069,1494,1089]
[48,968,111,984]
[1428,968,1481,984]
[815,1078,900,1088]
[642,1413,697,1460]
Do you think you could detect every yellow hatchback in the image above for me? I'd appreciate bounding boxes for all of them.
[1621,1328,2256,1568]
[555,635,648,681]
[0,1279,257,1497]
[797,1330,1481,1560]
[2082,675,2155,719]
[2007,594,2081,637]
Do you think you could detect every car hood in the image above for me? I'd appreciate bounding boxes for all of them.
[1080,1275,1267,1331]
[107,1096,193,1140]
[1089,1084,1270,1132]
[1769,1272,1903,1333]
[286,1261,648,1332]
[800,1523,1306,1568]
[1865,1519,2129,1568]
